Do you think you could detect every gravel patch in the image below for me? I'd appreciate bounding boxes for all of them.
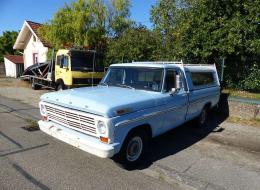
[0,78,49,107]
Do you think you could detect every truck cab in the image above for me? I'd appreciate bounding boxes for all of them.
[39,61,220,169]
[55,49,104,90]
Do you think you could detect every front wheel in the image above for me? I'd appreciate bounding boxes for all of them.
[56,82,66,91]
[113,129,149,170]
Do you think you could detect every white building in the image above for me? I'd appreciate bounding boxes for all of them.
[13,20,51,70]
[4,55,24,78]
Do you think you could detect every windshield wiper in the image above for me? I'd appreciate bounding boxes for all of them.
[115,84,135,89]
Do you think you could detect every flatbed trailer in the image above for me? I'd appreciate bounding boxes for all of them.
[20,49,104,90]
[20,57,56,90]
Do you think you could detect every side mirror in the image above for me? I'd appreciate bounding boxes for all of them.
[175,75,182,90]
[170,88,177,94]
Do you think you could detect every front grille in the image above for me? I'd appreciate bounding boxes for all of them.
[45,104,98,137]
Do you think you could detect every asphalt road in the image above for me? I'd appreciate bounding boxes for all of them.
[0,95,260,190]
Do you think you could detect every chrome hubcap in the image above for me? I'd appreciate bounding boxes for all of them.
[126,136,143,162]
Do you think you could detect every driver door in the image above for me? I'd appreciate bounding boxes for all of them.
[55,55,70,83]
[162,69,188,132]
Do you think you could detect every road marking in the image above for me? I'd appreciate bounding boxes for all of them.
[0,131,23,148]
[0,143,49,157]
[12,163,51,190]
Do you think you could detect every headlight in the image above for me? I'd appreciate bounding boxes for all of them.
[40,104,47,116]
[97,121,107,134]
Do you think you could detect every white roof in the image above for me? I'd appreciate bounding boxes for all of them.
[110,61,217,72]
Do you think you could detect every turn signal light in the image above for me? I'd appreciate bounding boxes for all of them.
[100,137,109,143]
[42,116,48,121]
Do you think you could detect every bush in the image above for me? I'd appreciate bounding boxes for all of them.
[242,64,260,92]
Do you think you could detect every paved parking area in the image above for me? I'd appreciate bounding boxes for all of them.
[0,92,260,190]
[0,96,176,190]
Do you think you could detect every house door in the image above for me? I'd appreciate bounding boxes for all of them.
[33,53,39,64]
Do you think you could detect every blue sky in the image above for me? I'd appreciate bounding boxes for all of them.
[0,0,156,35]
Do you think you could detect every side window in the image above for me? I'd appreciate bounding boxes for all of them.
[56,55,68,68]
[63,56,69,68]
[164,70,177,92]
[57,56,62,67]
[191,72,214,87]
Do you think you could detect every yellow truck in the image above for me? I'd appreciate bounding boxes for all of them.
[22,49,104,90]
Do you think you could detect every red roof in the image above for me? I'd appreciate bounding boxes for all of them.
[26,20,52,47]
[4,55,24,64]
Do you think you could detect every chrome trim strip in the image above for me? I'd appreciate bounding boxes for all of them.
[115,104,185,127]
[189,93,220,105]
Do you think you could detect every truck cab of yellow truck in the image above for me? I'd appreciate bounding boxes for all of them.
[54,49,104,90]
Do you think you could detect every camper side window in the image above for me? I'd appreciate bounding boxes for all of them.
[191,72,215,87]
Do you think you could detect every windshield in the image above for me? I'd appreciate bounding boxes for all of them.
[71,53,94,71]
[100,67,164,92]
[70,51,104,71]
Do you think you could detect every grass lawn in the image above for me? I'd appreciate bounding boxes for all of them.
[222,89,260,100]
[227,116,260,128]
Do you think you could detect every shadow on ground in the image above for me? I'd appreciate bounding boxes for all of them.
[137,93,230,170]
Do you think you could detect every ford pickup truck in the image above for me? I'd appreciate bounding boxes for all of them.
[38,62,220,169]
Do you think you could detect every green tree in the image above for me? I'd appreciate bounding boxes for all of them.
[151,0,260,61]
[39,0,107,51]
[150,0,177,60]
[151,0,260,90]
[0,31,19,62]
[106,25,162,65]
[108,0,133,37]
[39,0,132,52]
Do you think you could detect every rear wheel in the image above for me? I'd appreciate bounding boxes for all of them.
[195,106,208,127]
[113,129,149,170]
[31,81,41,90]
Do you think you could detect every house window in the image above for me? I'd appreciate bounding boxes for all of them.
[33,53,39,64]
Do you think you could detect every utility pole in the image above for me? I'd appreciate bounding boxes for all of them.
[220,57,225,82]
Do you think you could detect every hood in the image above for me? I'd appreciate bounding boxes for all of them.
[40,86,163,118]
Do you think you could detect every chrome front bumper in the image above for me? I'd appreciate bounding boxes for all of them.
[38,120,119,158]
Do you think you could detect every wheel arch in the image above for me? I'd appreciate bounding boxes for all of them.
[114,123,152,153]
[55,78,65,90]
[204,102,212,110]
[55,78,64,85]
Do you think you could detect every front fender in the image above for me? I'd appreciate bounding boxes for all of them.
[110,108,165,154]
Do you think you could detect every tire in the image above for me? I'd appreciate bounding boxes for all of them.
[31,82,41,90]
[195,106,208,128]
[113,129,149,170]
[56,81,66,91]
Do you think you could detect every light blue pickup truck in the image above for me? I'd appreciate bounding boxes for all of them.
[38,62,220,168]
